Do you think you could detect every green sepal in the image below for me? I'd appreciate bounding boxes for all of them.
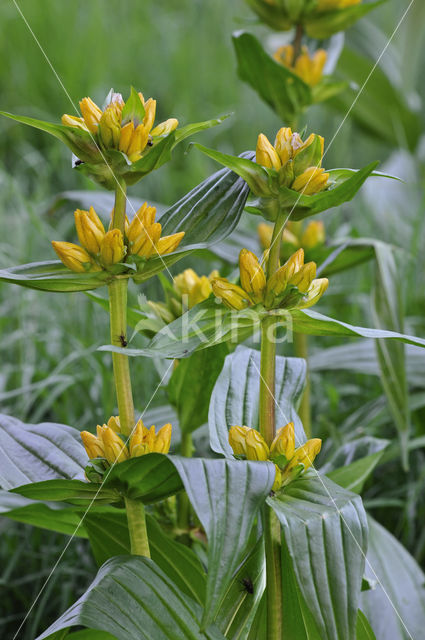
[305,0,388,39]
[293,134,323,175]
[121,86,145,125]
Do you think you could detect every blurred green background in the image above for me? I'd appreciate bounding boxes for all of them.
[1,0,425,637]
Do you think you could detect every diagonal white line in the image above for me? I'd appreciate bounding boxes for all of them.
[10,0,176,281]
[262,0,416,274]
[11,359,175,640]
[251,357,414,639]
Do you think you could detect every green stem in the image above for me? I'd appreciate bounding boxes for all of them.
[293,23,304,60]
[108,179,149,558]
[125,497,151,557]
[259,206,286,639]
[293,332,311,438]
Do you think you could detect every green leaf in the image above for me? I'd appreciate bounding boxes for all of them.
[0,414,86,490]
[209,346,306,457]
[36,556,226,640]
[232,31,312,122]
[372,242,410,469]
[12,479,120,506]
[215,537,265,640]
[173,114,230,146]
[168,344,229,434]
[356,611,377,640]
[361,516,425,640]
[0,490,87,536]
[321,437,390,494]
[171,457,275,627]
[305,1,387,39]
[269,475,368,640]
[121,86,145,125]
[0,261,109,293]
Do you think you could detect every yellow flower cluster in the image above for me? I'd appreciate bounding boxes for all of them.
[317,0,361,9]
[149,268,218,324]
[256,127,329,195]
[258,220,325,255]
[52,203,184,273]
[274,45,327,87]
[81,415,172,466]
[62,92,178,163]
[228,423,322,491]
[211,247,328,311]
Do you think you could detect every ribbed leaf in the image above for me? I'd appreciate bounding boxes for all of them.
[36,556,226,640]
[356,611,377,640]
[361,516,425,640]
[168,344,229,434]
[0,414,85,489]
[232,31,312,122]
[208,346,306,457]
[171,457,275,627]
[0,261,109,293]
[12,478,119,505]
[269,475,368,640]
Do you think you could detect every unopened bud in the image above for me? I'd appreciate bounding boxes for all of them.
[245,429,270,461]
[98,425,129,464]
[81,431,105,459]
[256,133,281,171]
[156,232,185,256]
[153,423,172,454]
[107,416,121,433]
[74,208,105,254]
[301,221,325,249]
[211,278,250,310]
[289,261,316,294]
[286,438,322,473]
[292,167,329,195]
[52,241,99,273]
[270,422,295,461]
[239,249,266,304]
[297,278,329,309]
[79,97,102,134]
[151,118,179,137]
[100,229,125,266]
[99,102,122,148]
[228,425,252,456]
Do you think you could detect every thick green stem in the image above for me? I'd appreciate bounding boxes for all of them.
[293,23,303,60]
[293,332,311,438]
[108,179,149,558]
[125,497,151,557]
[259,206,286,639]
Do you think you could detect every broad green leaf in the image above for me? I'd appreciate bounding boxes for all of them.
[84,509,207,606]
[171,457,275,627]
[0,490,87,536]
[36,556,226,640]
[0,163,250,292]
[173,114,230,146]
[66,632,116,640]
[106,302,425,360]
[215,537,265,640]
[356,611,377,640]
[12,479,120,506]
[232,31,312,122]
[322,437,390,493]
[208,346,306,457]
[372,242,409,468]
[305,1,387,39]
[168,344,229,434]
[269,475,368,640]
[0,414,86,490]
[361,516,425,640]
[0,261,109,293]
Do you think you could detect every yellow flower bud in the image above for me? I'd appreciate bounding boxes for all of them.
[317,0,360,9]
[156,232,185,256]
[143,98,156,132]
[100,229,125,266]
[258,223,273,250]
[289,261,316,294]
[211,278,250,310]
[292,167,329,195]
[270,422,295,461]
[98,425,129,464]
[297,278,329,309]
[256,133,281,171]
[119,121,134,154]
[131,222,162,258]
[152,423,172,454]
[245,429,270,461]
[107,416,121,433]
[301,221,325,249]
[127,203,157,243]
[151,118,179,137]
[79,97,103,134]
[228,425,252,456]
[81,431,105,459]
[52,241,99,273]
[99,102,122,149]
[286,438,322,473]
[272,464,283,492]
[173,269,213,308]
[74,208,105,254]
[61,114,89,131]
[264,248,305,307]
[127,123,149,161]
[273,45,294,68]
[294,48,327,87]
[239,249,266,304]
[274,127,294,167]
